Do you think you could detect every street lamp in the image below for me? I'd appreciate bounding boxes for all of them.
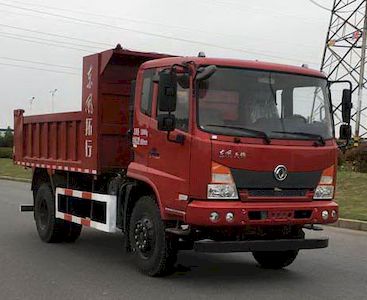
[29,96,35,113]
[49,89,58,112]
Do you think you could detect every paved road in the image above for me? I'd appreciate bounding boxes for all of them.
[0,180,366,300]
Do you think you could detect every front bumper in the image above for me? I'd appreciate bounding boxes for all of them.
[185,200,338,226]
[194,237,329,253]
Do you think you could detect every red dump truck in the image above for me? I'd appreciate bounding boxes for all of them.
[14,45,352,276]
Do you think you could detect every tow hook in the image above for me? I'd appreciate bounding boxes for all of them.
[20,205,34,212]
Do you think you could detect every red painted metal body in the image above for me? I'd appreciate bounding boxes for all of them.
[14,47,339,227]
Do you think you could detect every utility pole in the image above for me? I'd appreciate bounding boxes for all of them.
[321,0,367,140]
[49,89,58,112]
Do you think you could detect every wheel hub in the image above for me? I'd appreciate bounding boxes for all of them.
[134,219,153,254]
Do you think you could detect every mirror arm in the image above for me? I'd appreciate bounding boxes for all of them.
[328,80,353,91]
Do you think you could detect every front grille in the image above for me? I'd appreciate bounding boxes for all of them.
[247,189,308,197]
[231,168,322,190]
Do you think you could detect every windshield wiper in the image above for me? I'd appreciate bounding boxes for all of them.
[272,131,325,146]
[205,124,271,144]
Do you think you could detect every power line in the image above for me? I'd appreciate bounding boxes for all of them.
[0,0,319,51]
[0,57,80,70]
[0,2,318,65]
[6,0,327,25]
[307,0,332,11]
[0,23,112,47]
[0,32,96,52]
[307,0,355,13]
[1,0,208,36]
[0,9,318,55]
[0,31,103,50]
[0,62,79,75]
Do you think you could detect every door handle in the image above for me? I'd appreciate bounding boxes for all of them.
[149,148,160,158]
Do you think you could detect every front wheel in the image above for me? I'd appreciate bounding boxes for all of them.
[252,250,299,269]
[129,196,178,277]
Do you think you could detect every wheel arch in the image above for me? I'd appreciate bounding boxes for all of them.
[124,173,163,214]
[117,175,164,236]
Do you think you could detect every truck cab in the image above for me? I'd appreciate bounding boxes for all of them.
[131,56,340,227]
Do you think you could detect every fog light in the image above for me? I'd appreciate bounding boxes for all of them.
[321,210,329,220]
[210,212,220,223]
[226,212,234,223]
[331,210,337,219]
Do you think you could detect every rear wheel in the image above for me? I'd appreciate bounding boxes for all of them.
[34,183,82,243]
[129,196,178,277]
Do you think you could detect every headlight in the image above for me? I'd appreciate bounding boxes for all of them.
[314,185,334,200]
[208,184,239,199]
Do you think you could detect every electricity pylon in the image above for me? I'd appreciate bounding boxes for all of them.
[321,0,367,139]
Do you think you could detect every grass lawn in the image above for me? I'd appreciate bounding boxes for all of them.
[0,147,12,158]
[336,171,367,222]
[0,158,31,180]
[0,158,366,221]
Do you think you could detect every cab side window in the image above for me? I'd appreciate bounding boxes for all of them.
[140,69,155,116]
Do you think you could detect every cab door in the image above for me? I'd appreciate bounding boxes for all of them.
[148,80,192,214]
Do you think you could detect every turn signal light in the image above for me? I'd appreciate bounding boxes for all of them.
[319,165,335,185]
[314,165,335,200]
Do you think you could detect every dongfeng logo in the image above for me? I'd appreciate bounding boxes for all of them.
[274,165,288,181]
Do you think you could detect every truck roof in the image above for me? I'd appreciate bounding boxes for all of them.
[142,56,326,78]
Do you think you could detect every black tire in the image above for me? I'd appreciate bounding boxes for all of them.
[34,183,82,243]
[252,227,304,269]
[63,222,82,243]
[129,196,178,277]
[252,250,299,269]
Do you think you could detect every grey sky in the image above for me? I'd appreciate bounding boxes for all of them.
[0,0,335,128]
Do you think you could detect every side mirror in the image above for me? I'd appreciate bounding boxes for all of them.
[339,124,352,140]
[157,114,176,131]
[157,71,177,112]
[341,89,352,123]
[196,65,217,81]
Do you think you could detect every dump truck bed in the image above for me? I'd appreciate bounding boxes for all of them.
[13,46,169,175]
[13,110,96,174]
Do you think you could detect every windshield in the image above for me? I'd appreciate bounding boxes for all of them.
[197,67,333,141]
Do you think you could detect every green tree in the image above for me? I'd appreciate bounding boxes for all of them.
[1,127,13,148]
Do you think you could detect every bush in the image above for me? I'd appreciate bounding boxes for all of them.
[0,147,12,159]
[343,143,367,172]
